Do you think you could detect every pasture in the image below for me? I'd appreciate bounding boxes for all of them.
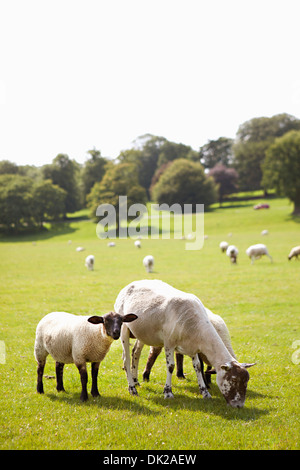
[0,197,299,450]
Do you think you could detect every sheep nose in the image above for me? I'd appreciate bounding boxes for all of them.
[112,330,120,339]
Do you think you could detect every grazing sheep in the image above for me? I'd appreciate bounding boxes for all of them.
[34,311,137,401]
[246,244,273,264]
[288,246,300,260]
[134,240,141,248]
[107,242,116,247]
[261,230,269,236]
[143,255,154,273]
[219,241,229,253]
[85,255,95,271]
[139,307,236,385]
[115,280,255,407]
[226,245,238,264]
[76,246,85,252]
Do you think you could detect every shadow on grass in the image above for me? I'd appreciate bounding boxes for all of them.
[47,392,159,416]
[144,382,270,421]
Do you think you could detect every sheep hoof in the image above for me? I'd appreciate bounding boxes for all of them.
[202,390,212,399]
[164,385,174,398]
[129,386,138,396]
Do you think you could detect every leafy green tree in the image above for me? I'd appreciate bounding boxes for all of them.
[42,154,81,214]
[0,160,19,175]
[0,175,35,232]
[87,163,147,234]
[81,149,111,204]
[262,130,300,215]
[199,137,234,169]
[151,159,217,208]
[33,180,67,226]
[233,113,300,191]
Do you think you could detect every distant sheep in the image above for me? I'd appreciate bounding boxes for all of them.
[226,245,238,264]
[143,255,154,273]
[261,230,269,236]
[85,255,95,271]
[219,241,228,253]
[107,242,116,247]
[134,240,141,248]
[288,246,300,260]
[246,244,273,264]
[34,311,137,401]
[76,246,85,252]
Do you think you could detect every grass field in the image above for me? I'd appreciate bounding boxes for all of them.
[0,196,299,450]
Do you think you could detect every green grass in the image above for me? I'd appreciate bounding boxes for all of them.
[0,197,299,449]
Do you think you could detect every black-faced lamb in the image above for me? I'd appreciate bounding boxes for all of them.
[34,311,137,401]
[288,246,300,260]
[246,244,273,264]
[115,279,255,408]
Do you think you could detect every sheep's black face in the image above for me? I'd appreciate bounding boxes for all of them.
[88,312,138,340]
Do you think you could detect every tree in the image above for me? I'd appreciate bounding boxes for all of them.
[42,154,81,214]
[33,180,67,226]
[0,175,35,232]
[87,163,147,234]
[262,130,300,215]
[81,149,110,204]
[233,113,300,191]
[199,137,234,169]
[208,164,238,204]
[151,159,217,208]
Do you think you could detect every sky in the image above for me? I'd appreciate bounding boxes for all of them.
[0,0,300,167]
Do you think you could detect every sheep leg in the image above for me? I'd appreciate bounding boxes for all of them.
[176,353,185,379]
[37,361,45,394]
[143,346,163,382]
[192,355,211,399]
[121,325,138,396]
[91,362,100,397]
[55,361,65,392]
[76,363,88,402]
[131,340,144,386]
[164,347,175,398]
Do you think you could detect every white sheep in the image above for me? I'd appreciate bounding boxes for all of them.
[115,280,255,408]
[288,246,300,260]
[226,245,238,264]
[261,229,269,236]
[246,244,273,264]
[34,311,137,401]
[76,246,85,252]
[107,242,116,247]
[219,241,229,253]
[134,240,141,248]
[143,255,154,273]
[137,307,236,385]
[85,255,95,271]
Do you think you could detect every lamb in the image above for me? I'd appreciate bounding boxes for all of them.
[288,246,300,260]
[115,280,255,408]
[34,311,137,401]
[143,255,154,273]
[85,255,95,271]
[219,241,228,253]
[246,244,273,264]
[134,240,141,248]
[226,245,238,264]
[140,308,236,385]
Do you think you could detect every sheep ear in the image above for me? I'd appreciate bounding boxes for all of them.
[123,313,138,323]
[240,362,256,369]
[220,363,232,371]
[88,315,104,324]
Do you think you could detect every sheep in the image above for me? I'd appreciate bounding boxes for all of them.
[76,246,85,252]
[140,308,236,385]
[219,241,228,253]
[246,244,273,264]
[288,246,300,260]
[226,245,238,264]
[85,255,95,271]
[143,255,154,273]
[261,230,269,236]
[134,240,141,248]
[107,242,116,247]
[115,280,255,408]
[34,311,137,401]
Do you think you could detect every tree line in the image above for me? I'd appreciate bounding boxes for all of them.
[1,112,300,232]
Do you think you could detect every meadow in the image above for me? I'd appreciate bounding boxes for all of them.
[0,196,299,450]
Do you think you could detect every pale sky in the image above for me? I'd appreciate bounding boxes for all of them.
[0,0,300,167]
